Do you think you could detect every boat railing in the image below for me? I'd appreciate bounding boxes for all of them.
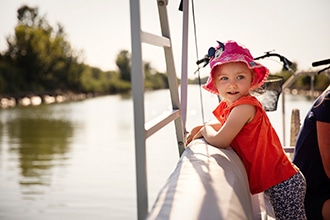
[254,52,318,152]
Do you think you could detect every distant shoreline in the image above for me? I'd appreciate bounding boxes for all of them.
[0,92,95,108]
[0,88,321,109]
[284,88,322,99]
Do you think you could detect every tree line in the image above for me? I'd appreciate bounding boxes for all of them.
[0,5,328,100]
[0,5,171,98]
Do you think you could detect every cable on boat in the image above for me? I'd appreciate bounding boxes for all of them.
[190,0,206,124]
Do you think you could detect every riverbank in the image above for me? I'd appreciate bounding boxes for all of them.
[0,87,321,109]
[0,92,95,108]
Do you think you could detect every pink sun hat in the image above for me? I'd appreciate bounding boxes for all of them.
[203,40,269,95]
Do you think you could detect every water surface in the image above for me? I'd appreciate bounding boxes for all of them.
[0,85,313,219]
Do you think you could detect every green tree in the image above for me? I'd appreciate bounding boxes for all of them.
[80,65,115,93]
[2,5,83,94]
[144,62,167,89]
[115,50,131,82]
[114,50,170,90]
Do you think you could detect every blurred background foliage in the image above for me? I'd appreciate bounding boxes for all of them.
[0,5,171,97]
[0,5,328,99]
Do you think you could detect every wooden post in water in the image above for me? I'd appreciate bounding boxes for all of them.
[290,108,301,147]
[286,108,300,158]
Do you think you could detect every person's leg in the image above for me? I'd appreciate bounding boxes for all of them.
[265,172,307,220]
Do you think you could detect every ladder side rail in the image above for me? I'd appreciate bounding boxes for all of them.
[129,0,149,219]
[157,0,186,155]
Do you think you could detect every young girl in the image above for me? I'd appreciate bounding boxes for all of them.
[186,40,307,219]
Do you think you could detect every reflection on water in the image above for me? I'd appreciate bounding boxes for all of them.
[8,118,73,190]
[0,95,141,220]
[1,104,76,199]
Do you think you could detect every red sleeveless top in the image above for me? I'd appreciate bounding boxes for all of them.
[213,95,298,194]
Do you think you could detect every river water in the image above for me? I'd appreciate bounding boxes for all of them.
[0,85,313,220]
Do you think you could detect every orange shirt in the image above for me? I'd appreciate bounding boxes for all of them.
[213,95,298,194]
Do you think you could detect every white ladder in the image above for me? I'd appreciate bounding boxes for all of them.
[129,0,186,219]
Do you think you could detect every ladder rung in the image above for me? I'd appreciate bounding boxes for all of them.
[145,109,180,138]
[141,31,171,47]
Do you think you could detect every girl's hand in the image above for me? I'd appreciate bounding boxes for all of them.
[185,125,203,146]
[192,127,204,140]
[185,122,222,146]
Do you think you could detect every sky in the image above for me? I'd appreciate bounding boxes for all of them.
[1,0,330,79]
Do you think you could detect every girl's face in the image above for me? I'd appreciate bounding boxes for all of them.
[213,62,254,105]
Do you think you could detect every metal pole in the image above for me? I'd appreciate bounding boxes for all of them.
[282,93,286,146]
[180,0,189,134]
[129,0,148,219]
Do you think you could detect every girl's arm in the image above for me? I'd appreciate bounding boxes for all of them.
[186,122,222,145]
[317,121,330,178]
[195,104,255,149]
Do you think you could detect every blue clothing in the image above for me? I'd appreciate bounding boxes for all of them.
[264,171,306,220]
[293,90,330,219]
